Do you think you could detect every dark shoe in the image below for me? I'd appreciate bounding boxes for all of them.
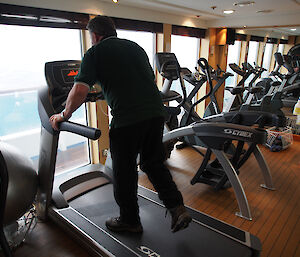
[169,205,192,233]
[105,217,143,233]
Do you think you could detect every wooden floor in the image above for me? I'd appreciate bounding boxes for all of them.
[1,140,300,257]
[140,141,300,257]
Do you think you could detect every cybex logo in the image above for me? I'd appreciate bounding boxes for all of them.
[224,129,253,138]
[138,246,160,257]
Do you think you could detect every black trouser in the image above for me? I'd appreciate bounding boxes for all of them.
[109,116,184,225]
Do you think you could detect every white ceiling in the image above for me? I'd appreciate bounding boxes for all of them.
[101,0,300,34]
[107,0,299,19]
[1,0,300,36]
[261,26,300,35]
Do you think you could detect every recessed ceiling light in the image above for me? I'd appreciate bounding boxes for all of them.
[223,10,235,14]
[290,28,297,31]
[112,0,118,3]
[234,1,255,7]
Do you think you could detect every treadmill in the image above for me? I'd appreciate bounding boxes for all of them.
[36,60,261,257]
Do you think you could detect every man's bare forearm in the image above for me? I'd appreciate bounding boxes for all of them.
[49,83,89,130]
[64,83,90,119]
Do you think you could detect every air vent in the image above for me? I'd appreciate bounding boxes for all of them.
[256,10,273,13]
[234,1,255,7]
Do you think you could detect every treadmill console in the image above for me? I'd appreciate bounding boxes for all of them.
[44,60,81,110]
[45,60,81,97]
[155,53,180,80]
[44,60,103,111]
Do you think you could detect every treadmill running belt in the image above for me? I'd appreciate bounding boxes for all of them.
[60,184,254,257]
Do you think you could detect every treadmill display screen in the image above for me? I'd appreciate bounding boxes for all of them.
[61,68,79,83]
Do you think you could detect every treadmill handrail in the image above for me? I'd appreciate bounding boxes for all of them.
[59,121,101,140]
[38,87,101,140]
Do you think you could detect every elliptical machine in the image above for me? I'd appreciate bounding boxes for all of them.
[223,62,255,112]
[0,143,38,257]
[202,65,234,117]
[256,46,300,108]
[240,52,296,116]
[156,53,285,220]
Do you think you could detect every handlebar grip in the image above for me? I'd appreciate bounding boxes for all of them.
[247,63,254,70]
[198,58,213,91]
[59,121,101,140]
[197,58,207,71]
[274,52,284,66]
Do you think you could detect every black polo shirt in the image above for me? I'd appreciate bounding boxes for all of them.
[74,36,165,128]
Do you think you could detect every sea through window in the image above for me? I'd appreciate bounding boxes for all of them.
[223,40,242,110]
[261,43,274,78]
[170,34,200,105]
[0,24,89,173]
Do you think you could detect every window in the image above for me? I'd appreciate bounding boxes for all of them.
[247,41,259,67]
[223,41,241,110]
[171,35,199,71]
[261,43,274,78]
[170,34,200,101]
[117,29,155,67]
[277,44,285,72]
[225,41,242,88]
[245,41,259,85]
[0,24,89,173]
[278,44,285,55]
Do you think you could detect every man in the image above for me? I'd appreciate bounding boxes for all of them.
[49,15,191,233]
